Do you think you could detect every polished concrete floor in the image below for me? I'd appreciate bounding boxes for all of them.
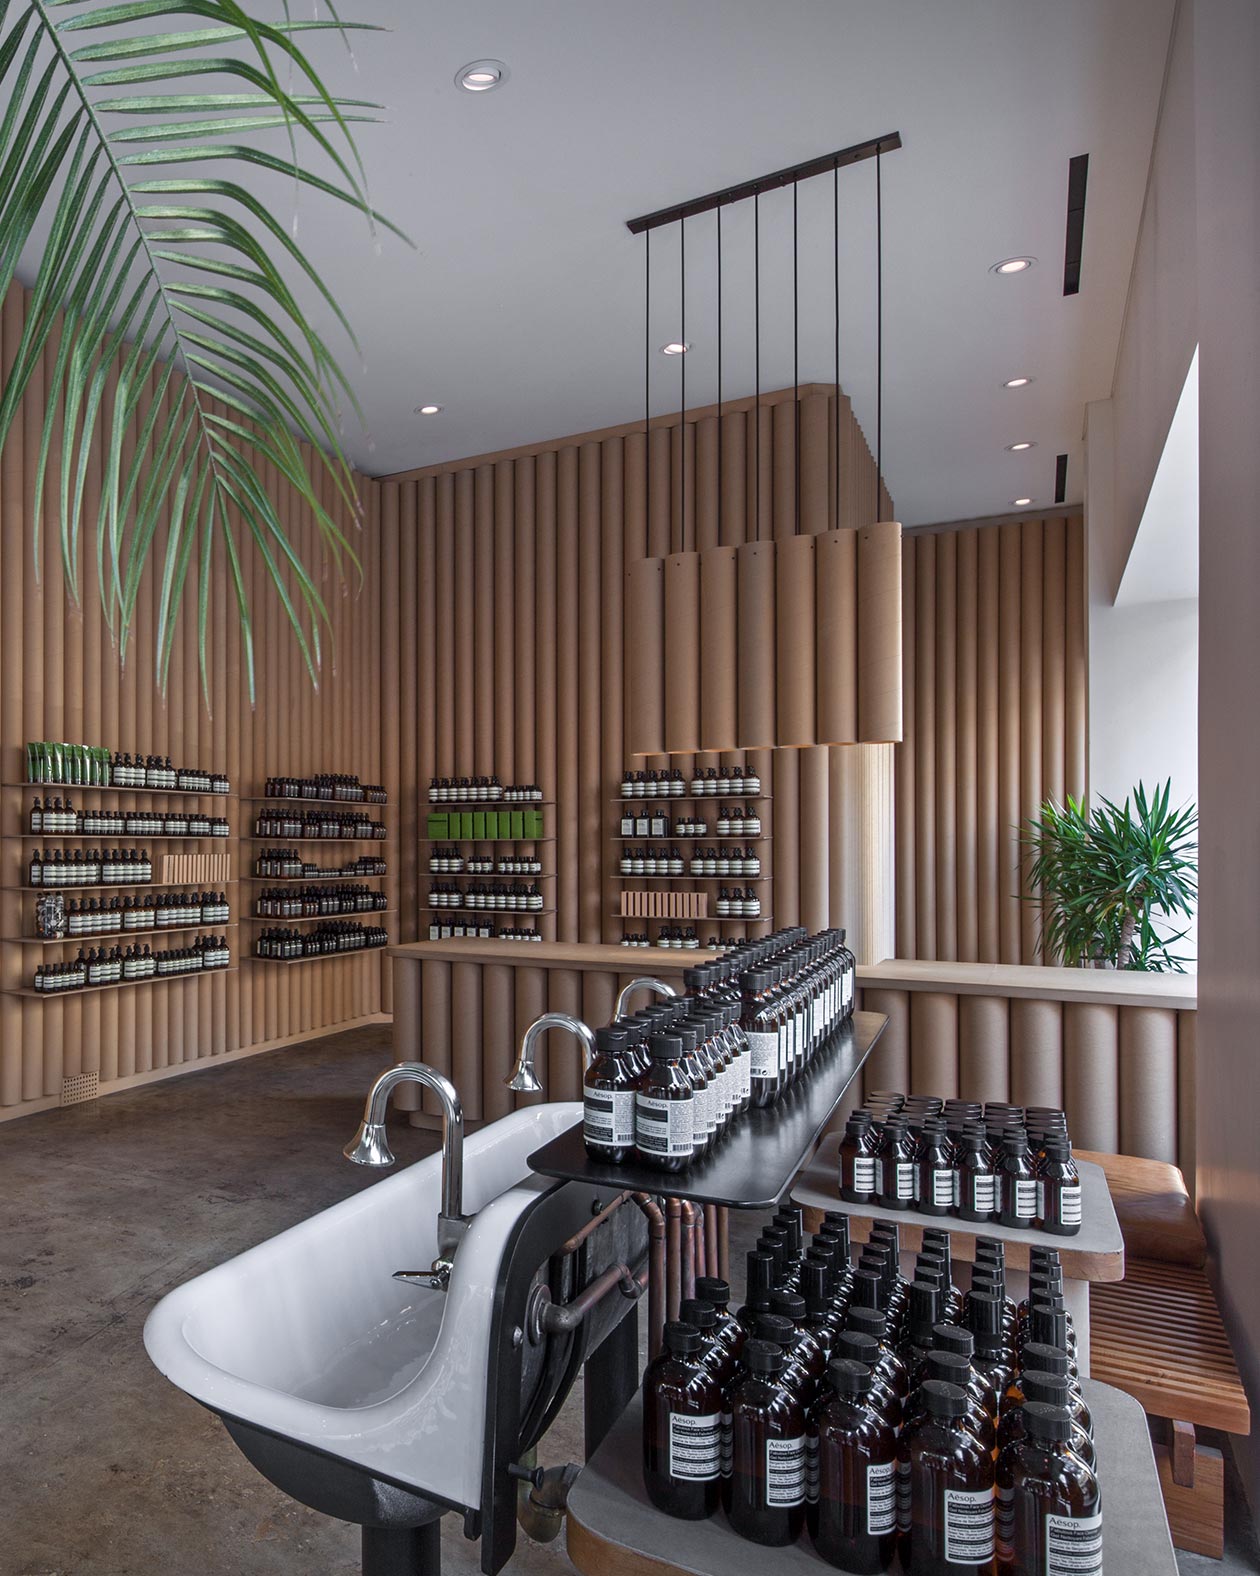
[0,1027,1256,1575]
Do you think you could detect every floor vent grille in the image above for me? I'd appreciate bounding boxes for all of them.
[60,1071,99,1107]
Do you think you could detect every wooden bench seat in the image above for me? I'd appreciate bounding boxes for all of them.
[1085,1156,1249,1559]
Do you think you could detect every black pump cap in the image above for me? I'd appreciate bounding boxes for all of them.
[664,1320,702,1356]
[846,1307,889,1341]
[800,1260,829,1307]
[835,1330,881,1367]
[1024,1401,1074,1444]
[852,1268,888,1310]
[695,1276,730,1307]
[755,1313,796,1348]
[976,1238,1006,1265]
[909,1280,944,1338]
[923,1379,967,1419]
[927,1349,972,1386]
[966,1291,1005,1341]
[745,1249,775,1302]
[1022,1370,1072,1407]
[1029,1303,1071,1351]
[932,1323,975,1360]
[679,1299,716,1331]
[827,1358,873,1398]
[745,1338,785,1376]
[649,1032,683,1062]
[595,1024,630,1054]
[1022,1342,1072,1377]
[821,1212,852,1252]
[771,1290,807,1323]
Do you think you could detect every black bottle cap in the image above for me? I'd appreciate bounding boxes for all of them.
[649,1032,683,1062]
[1022,1370,1072,1408]
[695,1276,730,1307]
[664,1321,702,1356]
[922,1227,951,1251]
[800,1261,829,1307]
[827,1358,873,1398]
[966,1290,1005,1341]
[679,1299,717,1331]
[845,1306,889,1341]
[927,1349,972,1386]
[835,1329,881,1367]
[745,1338,785,1376]
[1024,1401,1074,1444]
[1043,1136,1073,1161]
[1002,1131,1031,1153]
[923,1379,968,1419]
[909,1280,944,1338]
[754,1313,796,1347]
[851,1267,888,1311]
[595,1024,630,1055]
[1029,1303,1071,1350]
[745,1249,775,1302]
[931,1323,975,1360]
[1022,1342,1072,1377]
[771,1290,807,1323]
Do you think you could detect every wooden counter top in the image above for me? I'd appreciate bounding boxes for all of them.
[388,938,696,972]
[859,957,1197,1011]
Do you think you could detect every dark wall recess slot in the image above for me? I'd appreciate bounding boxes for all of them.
[1063,153,1089,295]
[1055,453,1068,504]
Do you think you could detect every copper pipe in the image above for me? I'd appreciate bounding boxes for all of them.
[679,1202,697,1303]
[666,1197,682,1322]
[704,1205,720,1278]
[561,1191,631,1256]
[693,1203,706,1286]
[717,1206,730,1281]
[633,1193,667,1361]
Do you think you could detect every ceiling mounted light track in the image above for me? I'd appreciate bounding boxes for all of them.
[626,133,905,757]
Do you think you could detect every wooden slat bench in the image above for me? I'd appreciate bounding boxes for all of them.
[1082,1150,1250,1559]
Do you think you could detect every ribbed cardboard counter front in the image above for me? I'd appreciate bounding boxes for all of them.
[388,940,700,1125]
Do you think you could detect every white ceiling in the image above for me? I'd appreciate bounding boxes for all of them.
[21,0,1178,527]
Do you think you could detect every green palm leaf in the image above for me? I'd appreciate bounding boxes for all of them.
[0,0,409,703]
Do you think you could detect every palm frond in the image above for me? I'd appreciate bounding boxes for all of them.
[0,0,409,703]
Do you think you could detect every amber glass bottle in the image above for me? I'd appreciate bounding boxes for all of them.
[725,1339,807,1546]
[642,1320,723,1519]
[839,1111,882,1203]
[582,1024,639,1163]
[898,1380,996,1576]
[635,1033,695,1172]
[1037,1137,1084,1237]
[995,1371,1095,1470]
[995,1402,1101,1575]
[695,1275,746,1362]
[810,1358,898,1573]
[997,1131,1039,1228]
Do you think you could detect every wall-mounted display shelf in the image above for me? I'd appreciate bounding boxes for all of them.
[249,836,384,845]
[245,909,394,927]
[7,781,231,798]
[609,912,773,925]
[612,834,771,842]
[609,795,768,806]
[427,798,553,810]
[422,777,553,939]
[613,874,770,884]
[10,833,228,843]
[427,905,555,917]
[20,877,238,893]
[6,966,238,1000]
[241,873,380,885]
[418,834,556,844]
[253,948,387,967]
[8,922,238,947]
[243,794,390,806]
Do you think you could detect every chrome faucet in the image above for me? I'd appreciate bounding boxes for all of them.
[344,1061,471,1290]
[505,1012,596,1094]
[614,976,679,1019]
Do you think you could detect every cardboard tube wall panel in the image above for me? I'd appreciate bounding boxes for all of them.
[775,747,801,927]
[514,457,537,785]
[815,529,858,744]
[958,994,1010,1103]
[736,540,776,747]
[955,529,979,961]
[775,533,817,746]
[1119,1006,1178,1162]
[895,538,917,958]
[1177,1013,1196,1190]
[914,532,938,960]
[547,970,583,1104]
[1065,515,1088,798]
[626,558,665,756]
[535,455,559,942]
[699,545,738,751]
[1042,517,1067,810]
[975,527,1001,963]
[934,529,958,959]
[601,439,626,959]
[481,965,514,1122]
[910,992,958,1098]
[1009,997,1063,1109]
[556,449,581,945]
[800,748,829,930]
[664,551,702,754]
[997,525,1023,963]
[1063,1003,1120,1153]
[859,988,910,1094]
[857,746,897,965]
[1019,521,1044,963]
[856,521,903,742]
[578,444,603,940]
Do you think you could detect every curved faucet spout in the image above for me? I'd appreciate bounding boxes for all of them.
[505,1012,596,1094]
[344,1061,470,1266]
[614,976,679,1020]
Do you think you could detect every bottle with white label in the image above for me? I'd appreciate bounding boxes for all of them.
[876,1117,918,1212]
[740,967,781,1108]
[810,1357,898,1573]
[583,1025,639,1164]
[956,1125,998,1223]
[642,1320,723,1519]
[997,1131,1040,1229]
[837,1112,880,1204]
[897,1379,996,1575]
[916,1119,957,1217]
[995,1371,1095,1470]
[725,1339,807,1546]
[995,1401,1101,1576]
[635,1033,695,1173]
[1037,1137,1083,1237]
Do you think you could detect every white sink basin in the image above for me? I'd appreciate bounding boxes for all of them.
[144,1102,581,1513]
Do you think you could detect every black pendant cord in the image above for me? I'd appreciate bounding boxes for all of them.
[793,177,800,537]
[833,161,840,532]
[876,143,883,503]
[644,227,651,547]
[679,215,686,554]
[754,191,760,542]
[716,205,722,538]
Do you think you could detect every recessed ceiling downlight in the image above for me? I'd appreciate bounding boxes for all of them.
[1006,440,1036,452]
[1002,375,1034,389]
[456,59,508,93]
[661,341,690,356]
[415,404,443,416]
[991,256,1036,275]
[1012,497,1034,507]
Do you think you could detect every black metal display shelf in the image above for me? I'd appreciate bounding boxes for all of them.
[252,945,387,965]
[5,922,237,946]
[21,877,237,892]
[247,908,394,925]
[7,967,238,1000]
[246,836,386,844]
[6,781,231,797]
[527,1010,884,1210]
[419,834,556,843]
[615,874,769,882]
[242,873,385,883]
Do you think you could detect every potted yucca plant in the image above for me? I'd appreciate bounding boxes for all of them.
[1021,780,1198,972]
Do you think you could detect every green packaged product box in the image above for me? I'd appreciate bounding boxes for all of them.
[484,811,501,840]
[427,813,449,839]
[458,812,475,839]
[525,810,543,839]
[509,810,525,839]
[472,811,487,839]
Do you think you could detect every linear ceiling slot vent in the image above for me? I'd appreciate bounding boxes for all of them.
[1063,153,1089,295]
[1055,453,1069,504]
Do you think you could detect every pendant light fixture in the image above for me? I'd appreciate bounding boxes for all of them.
[625,133,904,756]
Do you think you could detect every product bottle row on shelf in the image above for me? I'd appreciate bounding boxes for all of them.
[263,774,385,803]
[428,848,542,875]
[619,807,763,839]
[427,776,543,803]
[620,766,763,799]
[252,810,386,840]
[619,846,762,876]
[30,800,230,838]
[619,930,728,951]
[36,891,230,938]
[254,922,389,959]
[426,917,542,943]
[25,742,229,792]
[33,936,231,990]
[427,882,545,912]
[643,1210,1100,1575]
[425,808,545,840]
[252,885,388,919]
[29,848,154,886]
[252,849,387,880]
